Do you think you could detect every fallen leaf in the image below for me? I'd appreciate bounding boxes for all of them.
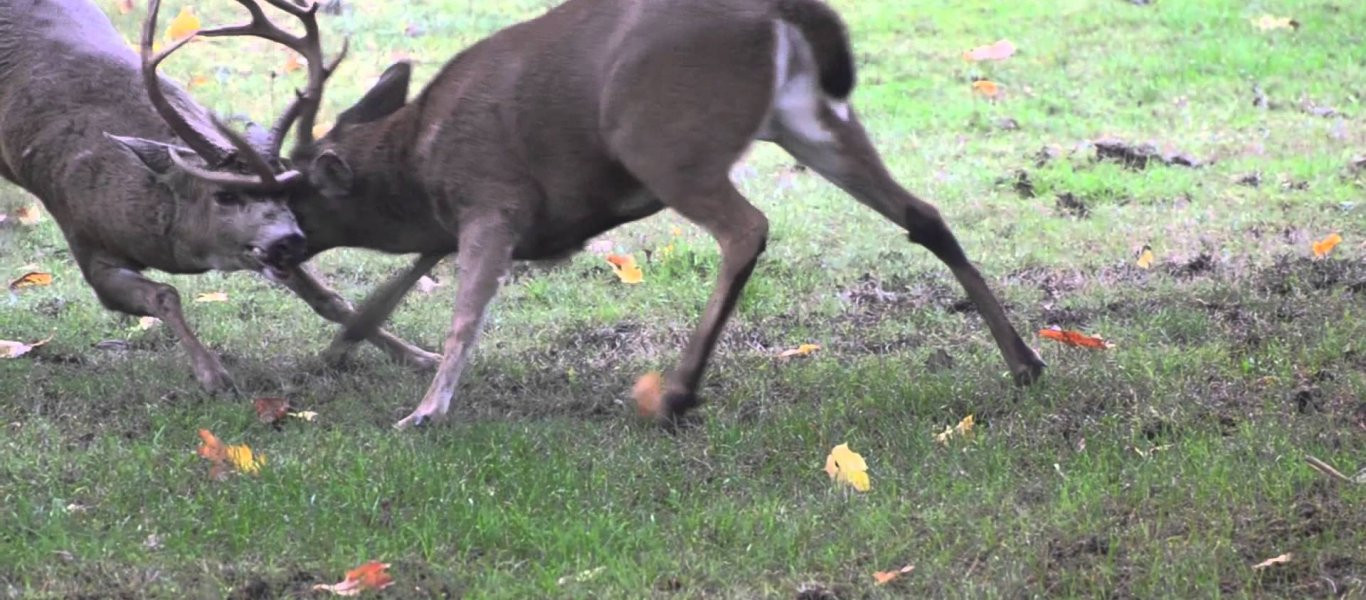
[934,414,975,445]
[0,335,52,359]
[824,443,871,492]
[777,343,821,358]
[283,52,304,73]
[254,397,291,424]
[15,204,43,225]
[1252,553,1292,570]
[971,79,1001,98]
[1038,327,1114,349]
[132,316,161,331]
[288,410,318,422]
[1136,245,1155,269]
[1312,232,1341,259]
[194,291,228,303]
[8,271,53,290]
[117,0,134,14]
[873,563,915,585]
[187,74,211,89]
[1250,15,1298,31]
[166,6,200,42]
[415,275,441,294]
[557,566,606,585]
[962,39,1016,61]
[632,371,665,420]
[605,253,644,284]
[313,561,394,596]
[196,429,264,479]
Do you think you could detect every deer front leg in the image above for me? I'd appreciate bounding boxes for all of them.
[276,260,443,371]
[394,221,514,429]
[319,252,447,368]
[85,260,233,393]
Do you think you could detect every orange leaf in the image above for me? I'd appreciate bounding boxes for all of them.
[283,52,304,73]
[632,371,665,420]
[254,397,291,424]
[971,80,1001,98]
[1311,233,1341,259]
[1038,328,1114,349]
[9,271,53,290]
[117,0,134,14]
[873,563,915,585]
[197,429,227,463]
[962,39,1016,61]
[187,74,211,89]
[166,6,200,42]
[15,204,43,225]
[604,253,643,284]
[313,561,394,596]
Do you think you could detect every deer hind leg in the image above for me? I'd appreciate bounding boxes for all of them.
[84,259,234,393]
[774,107,1045,386]
[393,219,514,429]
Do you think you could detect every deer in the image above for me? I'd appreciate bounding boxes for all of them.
[166,0,1048,428]
[0,0,436,392]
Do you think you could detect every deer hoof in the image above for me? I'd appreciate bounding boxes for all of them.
[197,366,237,395]
[393,409,445,430]
[401,349,442,372]
[1011,357,1047,387]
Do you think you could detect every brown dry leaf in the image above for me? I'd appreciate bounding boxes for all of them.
[962,39,1016,61]
[1311,233,1341,259]
[253,397,291,424]
[777,343,821,358]
[313,561,394,596]
[873,563,915,585]
[1038,327,1114,349]
[9,271,53,290]
[1251,553,1292,570]
[971,80,1001,98]
[194,291,228,303]
[166,6,200,41]
[117,0,135,14]
[16,204,43,225]
[0,335,52,359]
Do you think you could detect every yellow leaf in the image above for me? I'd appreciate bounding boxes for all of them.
[1250,15,1298,31]
[15,204,43,225]
[1312,232,1341,259]
[824,443,870,492]
[226,444,264,474]
[670,226,683,237]
[197,428,262,478]
[1252,553,1292,570]
[194,291,228,303]
[605,253,644,284]
[935,414,975,445]
[971,80,1001,98]
[8,271,53,290]
[166,6,201,42]
[962,39,1016,61]
[132,316,161,331]
[289,410,319,422]
[1136,245,1154,269]
[777,343,821,358]
[873,563,915,585]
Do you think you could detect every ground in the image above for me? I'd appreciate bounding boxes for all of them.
[1,0,1364,598]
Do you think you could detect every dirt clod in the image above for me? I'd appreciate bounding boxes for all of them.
[1094,137,1202,170]
[1055,192,1090,219]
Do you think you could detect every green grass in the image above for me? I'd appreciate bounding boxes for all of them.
[3,0,1365,597]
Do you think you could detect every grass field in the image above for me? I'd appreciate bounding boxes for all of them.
[2,0,1364,597]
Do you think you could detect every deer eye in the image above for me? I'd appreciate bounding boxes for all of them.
[212,191,244,206]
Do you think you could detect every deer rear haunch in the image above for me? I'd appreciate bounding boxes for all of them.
[219,0,1046,425]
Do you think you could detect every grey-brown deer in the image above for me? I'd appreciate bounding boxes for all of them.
[0,0,435,391]
[189,0,1048,426]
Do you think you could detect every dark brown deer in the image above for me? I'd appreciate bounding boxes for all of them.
[0,0,435,391]
[195,0,1048,426]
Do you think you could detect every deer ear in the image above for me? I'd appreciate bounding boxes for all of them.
[106,133,188,175]
[309,150,354,197]
[336,61,411,125]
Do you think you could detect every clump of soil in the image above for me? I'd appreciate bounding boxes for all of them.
[1094,137,1202,170]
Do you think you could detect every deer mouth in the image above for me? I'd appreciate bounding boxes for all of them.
[247,243,298,282]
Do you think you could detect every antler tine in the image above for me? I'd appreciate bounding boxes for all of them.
[168,150,303,191]
[141,0,233,165]
[209,115,280,184]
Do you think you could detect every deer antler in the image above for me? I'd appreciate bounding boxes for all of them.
[194,0,349,154]
[140,0,307,191]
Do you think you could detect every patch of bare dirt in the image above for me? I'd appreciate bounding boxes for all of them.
[1093,137,1203,170]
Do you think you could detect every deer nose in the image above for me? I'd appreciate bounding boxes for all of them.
[266,233,307,265]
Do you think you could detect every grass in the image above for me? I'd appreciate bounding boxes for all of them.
[2,0,1365,597]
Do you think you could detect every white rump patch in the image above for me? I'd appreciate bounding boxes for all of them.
[757,21,850,143]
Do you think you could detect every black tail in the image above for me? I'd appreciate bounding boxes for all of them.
[775,0,856,99]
